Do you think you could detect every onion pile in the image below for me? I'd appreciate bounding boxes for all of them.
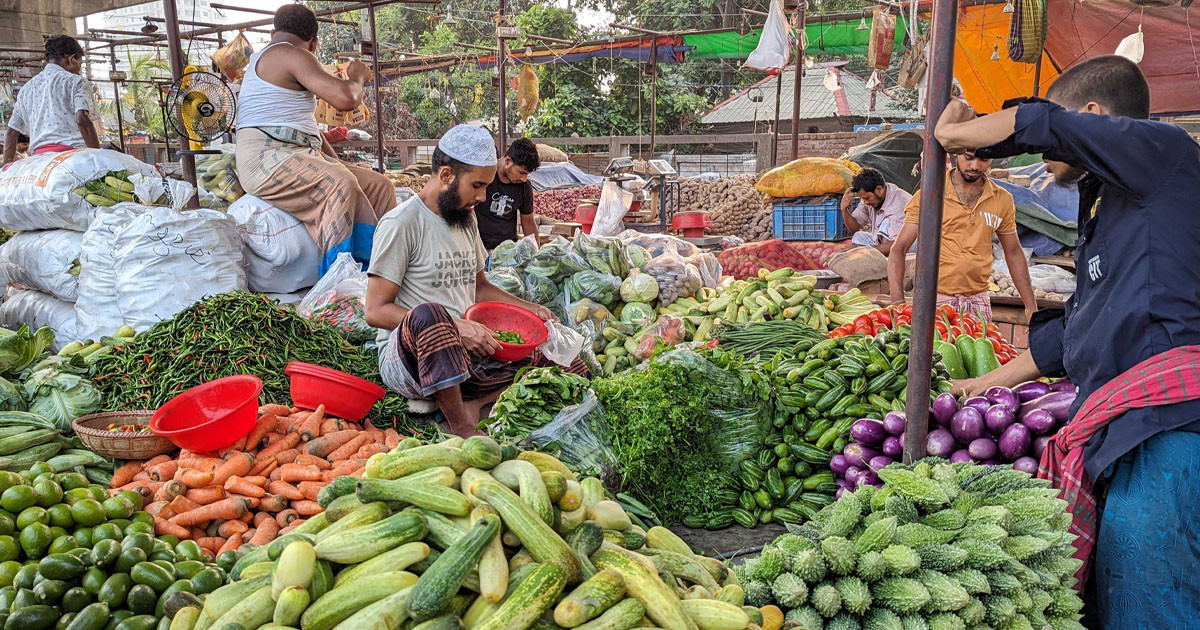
[532,184,602,222]
[831,380,1076,495]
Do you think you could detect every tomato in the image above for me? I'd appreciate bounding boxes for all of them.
[854,314,873,329]
[878,309,893,327]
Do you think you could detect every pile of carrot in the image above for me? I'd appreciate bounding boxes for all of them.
[107,402,406,557]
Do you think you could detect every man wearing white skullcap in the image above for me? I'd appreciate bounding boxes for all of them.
[365,125,588,437]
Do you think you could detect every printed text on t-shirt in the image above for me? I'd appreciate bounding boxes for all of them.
[431,250,477,289]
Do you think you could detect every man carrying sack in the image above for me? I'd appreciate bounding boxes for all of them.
[234,4,393,273]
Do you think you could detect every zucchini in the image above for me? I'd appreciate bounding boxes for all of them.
[405,465,458,487]
[312,502,389,544]
[407,516,500,622]
[376,446,468,480]
[470,478,582,584]
[490,460,554,527]
[591,545,698,630]
[313,509,427,564]
[332,541,429,587]
[327,587,411,630]
[322,493,363,522]
[417,508,466,550]
[290,512,329,537]
[193,574,269,630]
[472,506,508,604]
[472,562,567,630]
[355,478,471,517]
[271,540,315,599]
[679,599,750,630]
[271,585,309,626]
[571,598,645,630]
[554,569,626,627]
[462,561,539,629]
[300,571,418,630]
[208,585,273,630]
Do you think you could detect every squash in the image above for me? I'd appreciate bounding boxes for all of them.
[517,451,578,481]
[554,569,626,627]
[644,527,692,557]
[570,598,644,630]
[472,505,508,604]
[407,516,501,622]
[271,540,315,599]
[679,599,750,630]
[462,562,540,629]
[301,571,418,630]
[580,477,606,509]
[355,478,472,517]
[461,436,503,470]
[586,501,632,531]
[541,471,568,503]
[333,541,430,587]
[313,510,428,564]
[591,545,698,630]
[459,469,494,507]
[313,502,389,544]
[490,460,554,526]
[376,446,469,480]
[559,480,584,512]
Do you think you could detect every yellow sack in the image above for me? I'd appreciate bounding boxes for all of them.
[755,157,861,198]
[517,64,540,122]
[315,63,371,127]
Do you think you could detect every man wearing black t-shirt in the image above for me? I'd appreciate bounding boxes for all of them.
[474,138,541,250]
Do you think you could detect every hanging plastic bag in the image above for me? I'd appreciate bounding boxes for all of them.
[298,252,373,343]
[897,28,930,89]
[528,392,619,482]
[540,321,584,367]
[1114,26,1144,63]
[517,64,540,121]
[212,32,254,81]
[744,0,793,72]
[867,8,898,70]
[591,180,633,237]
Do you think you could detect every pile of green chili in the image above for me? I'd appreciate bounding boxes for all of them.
[90,292,428,436]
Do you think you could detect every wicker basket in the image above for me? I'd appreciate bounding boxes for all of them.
[72,411,176,460]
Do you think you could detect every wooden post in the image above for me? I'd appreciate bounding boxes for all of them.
[497,0,507,154]
[648,38,658,158]
[369,2,385,172]
[1032,54,1043,97]
[790,1,807,160]
[110,52,126,153]
[771,71,782,166]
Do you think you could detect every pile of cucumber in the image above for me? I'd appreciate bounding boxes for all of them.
[0,463,221,630]
[72,172,137,208]
[184,435,760,630]
[195,154,243,205]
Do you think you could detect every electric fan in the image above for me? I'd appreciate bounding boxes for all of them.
[165,68,236,155]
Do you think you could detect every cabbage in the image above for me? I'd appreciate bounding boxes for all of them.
[490,236,537,268]
[0,376,25,412]
[565,271,621,308]
[619,302,656,326]
[486,268,524,296]
[626,244,652,269]
[22,367,100,432]
[620,270,659,303]
[0,325,54,375]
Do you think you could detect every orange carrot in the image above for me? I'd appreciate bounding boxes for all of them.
[258,404,291,416]
[257,460,279,479]
[276,412,309,433]
[273,449,300,465]
[225,434,248,453]
[253,512,273,527]
[169,494,201,514]
[229,494,260,509]
[241,475,269,487]
[294,454,331,470]
[142,454,171,468]
[147,460,179,482]
[145,501,168,517]
[257,494,288,513]
[154,480,186,503]
[185,486,226,506]
[318,417,346,436]
[258,432,300,460]
[267,481,304,501]
[224,476,266,498]
[275,464,322,483]
[355,443,388,459]
[176,455,222,472]
[217,519,249,538]
[245,414,279,451]
[364,426,386,443]
[217,533,242,555]
[327,434,371,461]
[247,518,280,546]
[110,461,144,488]
[297,481,324,502]
[304,430,359,459]
[172,497,248,527]
[132,471,151,482]
[297,405,326,442]
[118,482,162,505]
[211,452,254,487]
[291,500,322,516]
[383,429,401,450]
[155,517,191,539]
[275,509,300,528]
[180,469,215,489]
[260,433,285,448]
[248,456,275,477]
[196,537,223,551]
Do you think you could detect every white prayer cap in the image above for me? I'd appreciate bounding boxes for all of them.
[437,125,496,167]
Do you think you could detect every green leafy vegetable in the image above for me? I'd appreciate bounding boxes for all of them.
[22,366,101,431]
[0,325,55,375]
[487,366,591,440]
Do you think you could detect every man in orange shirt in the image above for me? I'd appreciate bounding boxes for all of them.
[886,151,1036,322]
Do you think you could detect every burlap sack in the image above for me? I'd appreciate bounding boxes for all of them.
[537,144,568,163]
[828,245,888,289]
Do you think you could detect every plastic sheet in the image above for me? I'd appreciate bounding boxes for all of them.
[539,321,584,367]
[528,392,618,481]
[592,180,632,237]
[298,252,373,343]
[0,289,78,352]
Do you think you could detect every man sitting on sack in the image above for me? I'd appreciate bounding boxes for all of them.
[840,167,912,255]
[2,36,99,167]
[235,4,394,273]
[365,125,587,438]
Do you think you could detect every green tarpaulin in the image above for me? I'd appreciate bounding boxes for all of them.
[683,18,910,60]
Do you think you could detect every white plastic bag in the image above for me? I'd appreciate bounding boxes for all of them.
[75,205,138,340]
[0,289,79,351]
[592,180,632,237]
[0,149,159,231]
[540,321,584,367]
[0,230,83,301]
[1028,264,1076,294]
[227,195,320,293]
[744,0,793,72]
[111,207,246,333]
[298,252,373,343]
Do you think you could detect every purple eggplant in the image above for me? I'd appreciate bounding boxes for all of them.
[1032,435,1053,458]
[931,393,958,427]
[985,386,1020,413]
[842,443,880,470]
[882,412,907,436]
[981,459,1000,466]
[851,418,888,446]
[868,455,894,471]
[1013,380,1053,402]
[968,437,998,461]
[1049,379,1076,393]
[926,428,957,458]
[835,487,846,499]
[951,407,986,444]
[964,396,991,416]
[830,454,850,476]
[1022,408,1056,436]
[856,470,880,487]
[1019,391,1077,424]
[1013,456,1039,474]
[845,466,864,485]
[984,404,1016,436]
[950,449,973,463]
[999,423,1032,461]
[881,436,903,459]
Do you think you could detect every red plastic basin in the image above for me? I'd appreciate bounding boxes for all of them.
[464,301,548,362]
[576,201,598,235]
[285,362,386,421]
[150,375,263,452]
[671,211,712,237]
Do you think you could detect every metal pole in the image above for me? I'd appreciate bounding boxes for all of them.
[497,0,507,155]
[111,53,126,153]
[162,0,200,208]
[369,2,385,172]
[648,39,658,158]
[771,71,781,166]
[790,2,807,160]
[1031,55,1043,97]
[902,0,958,464]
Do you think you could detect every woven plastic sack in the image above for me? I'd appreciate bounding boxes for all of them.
[0,230,82,302]
[315,64,370,126]
[755,157,861,198]
[867,8,898,70]
[536,144,568,163]
[1007,0,1047,64]
[517,64,540,121]
[227,194,320,294]
[0,289,78,352]
[212,32,254,81]
[75,205,138,340]
[0,149,159,231]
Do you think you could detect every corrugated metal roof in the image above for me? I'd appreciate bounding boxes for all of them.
[701,62,918,125]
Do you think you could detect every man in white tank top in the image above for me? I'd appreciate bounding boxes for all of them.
[234,4,395,275]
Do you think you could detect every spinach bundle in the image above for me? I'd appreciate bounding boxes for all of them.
[486,366,591,440]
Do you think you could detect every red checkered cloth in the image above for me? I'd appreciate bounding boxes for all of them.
[1037,345,1200,590]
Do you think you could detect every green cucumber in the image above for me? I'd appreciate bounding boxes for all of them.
[313,510,427,564]
[407,515,500,622]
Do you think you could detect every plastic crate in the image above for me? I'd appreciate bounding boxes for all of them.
[772,197,850,241]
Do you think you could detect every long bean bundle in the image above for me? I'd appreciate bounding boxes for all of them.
[715,319,828,357]
[90,292,426,435]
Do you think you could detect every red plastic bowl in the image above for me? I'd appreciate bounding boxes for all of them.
[150,375,263,452]
[464,301,548,362]
[671,211,713,237]
[575,201,598,234]
[285,362,386,421]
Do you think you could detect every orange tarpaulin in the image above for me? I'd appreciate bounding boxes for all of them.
[954,5,1058,113]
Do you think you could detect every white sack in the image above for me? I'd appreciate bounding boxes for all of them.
[0,289,79,351]
[75,206,136,341]
[0,230,83,301]
[227,195,320,294]
[0,149,159,231]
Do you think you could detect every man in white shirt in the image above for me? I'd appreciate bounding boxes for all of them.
[840,167,912,255]
[2,36,99,166]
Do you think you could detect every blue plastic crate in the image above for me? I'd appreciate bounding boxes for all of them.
[771,197,850,241]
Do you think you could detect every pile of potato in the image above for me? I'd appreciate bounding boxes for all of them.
[385,172,429,193]
[989,271,1067,302]
[677,175,769,240]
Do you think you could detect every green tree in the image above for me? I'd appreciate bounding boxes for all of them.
[121,54,170,141]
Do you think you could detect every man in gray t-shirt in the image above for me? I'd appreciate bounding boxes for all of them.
[365,125,579,437]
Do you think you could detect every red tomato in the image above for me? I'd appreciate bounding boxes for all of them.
[854,314,873,328]
[878,309,893,326]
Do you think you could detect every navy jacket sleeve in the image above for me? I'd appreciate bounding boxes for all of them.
[1028,306,1067,378]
